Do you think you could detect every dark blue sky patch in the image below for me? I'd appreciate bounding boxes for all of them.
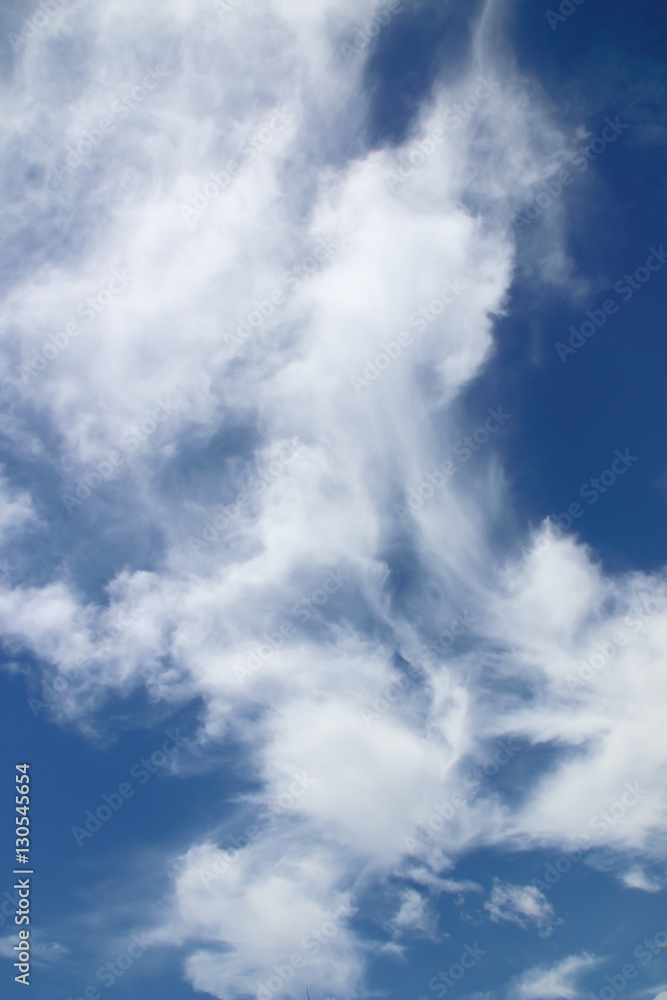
[362,0,485,149]
[159,416,262,506]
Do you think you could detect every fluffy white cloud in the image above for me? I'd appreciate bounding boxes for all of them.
[620,867,665,892]
[149,836,361,999]
[483,879,557,937]
[386,887,439,940]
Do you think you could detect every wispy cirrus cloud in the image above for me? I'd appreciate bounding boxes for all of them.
[510,953,601,1000]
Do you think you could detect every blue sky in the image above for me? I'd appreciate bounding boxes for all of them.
[0,1,666,999]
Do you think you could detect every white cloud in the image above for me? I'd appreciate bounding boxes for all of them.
[407,866,483,897]
[0,933,67,967]
[149,836,361,1000]
[1,0,667,997]
[510,953,601,1000]
[621,867,665,893]
[0,467,39,550]
[386,888,439,940]
[483,879,557,937]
